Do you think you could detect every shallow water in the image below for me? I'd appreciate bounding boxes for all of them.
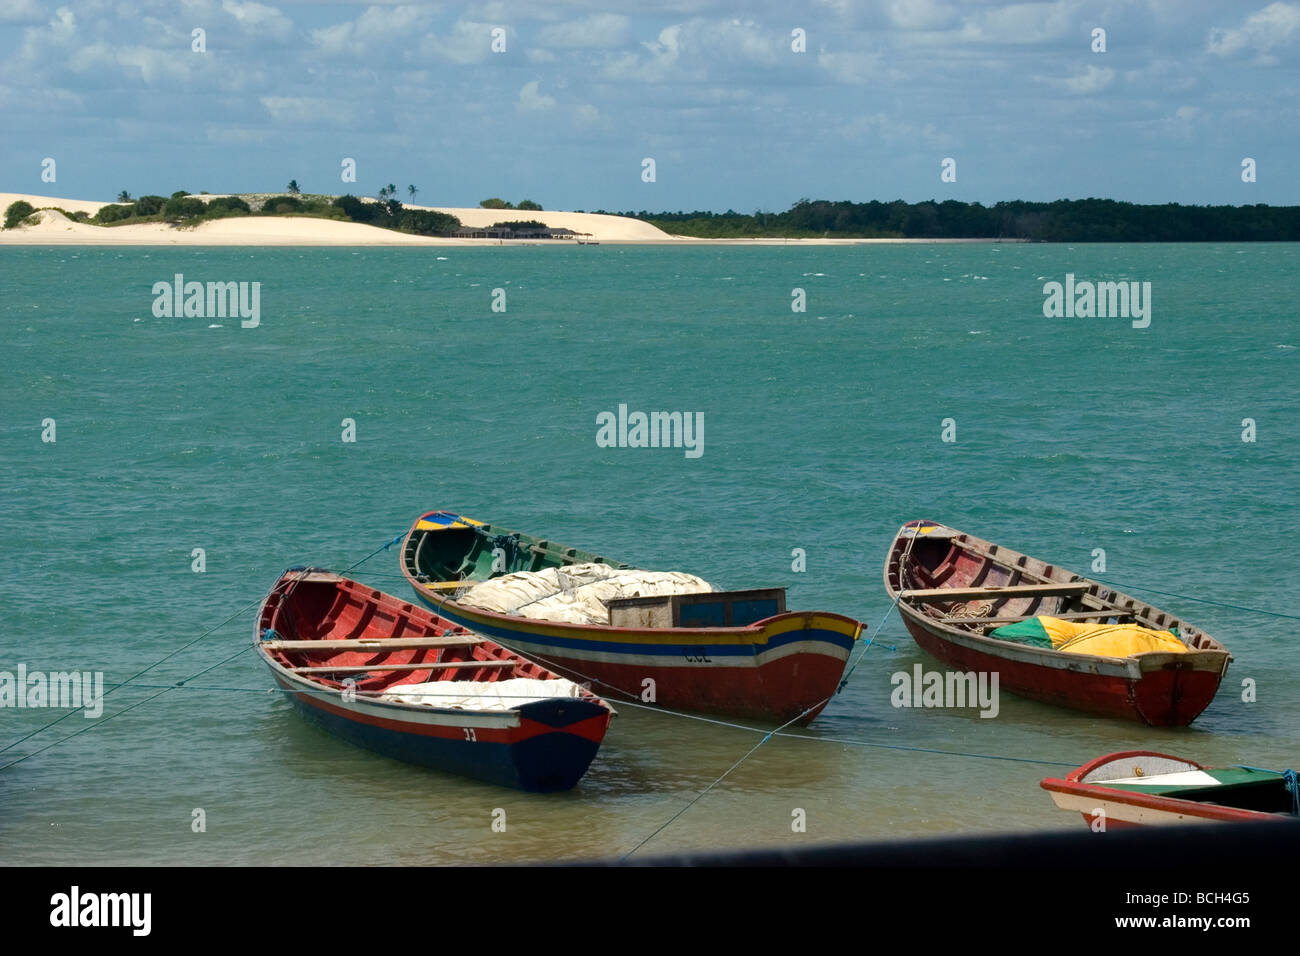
[1,243,1296,863]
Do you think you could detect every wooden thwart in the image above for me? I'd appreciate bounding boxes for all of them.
[289,659,515,675]
[902,582,1090,602]
[938,610,1136,625]
[263,635,480,652]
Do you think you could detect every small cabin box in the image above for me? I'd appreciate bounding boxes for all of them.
[607,588,786,629]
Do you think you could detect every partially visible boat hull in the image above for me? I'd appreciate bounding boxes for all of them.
[413,593,857,724]
[275,674,609,791]
[902,618,1226,726]
[1041,751,1296,828]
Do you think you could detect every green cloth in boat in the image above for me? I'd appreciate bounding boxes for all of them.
[988,618,1053,648]
[991,616,1183,655]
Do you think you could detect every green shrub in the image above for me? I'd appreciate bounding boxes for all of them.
[516,199,543,211]
[260,195,302,214]
[332,194,369,222]
[133,195,166,215]
[491,220,547,230]
[207,196,251,214]
[4,200,35,229]
[399,210,461,236]
[94,203,134,223]
[163,196,206,219]
[479,197,512,209]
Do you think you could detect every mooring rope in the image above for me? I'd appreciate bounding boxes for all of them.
[1092,578,1300,621]
[619,698,827,860]
[0,534,406,766]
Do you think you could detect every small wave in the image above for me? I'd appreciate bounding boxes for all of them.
[208,324,223,328]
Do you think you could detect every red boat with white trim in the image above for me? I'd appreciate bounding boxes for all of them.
[255,568,614,791]
[1041,751,1300,827]
[883,520,1232,726]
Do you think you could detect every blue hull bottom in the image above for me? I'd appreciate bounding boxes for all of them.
[286,695,605,792]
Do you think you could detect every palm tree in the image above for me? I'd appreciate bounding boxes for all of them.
[408,184,418,204]
[287,180,300,195]
[117,190,132,202]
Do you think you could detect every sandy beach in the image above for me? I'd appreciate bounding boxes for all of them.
[0,192,1019,246]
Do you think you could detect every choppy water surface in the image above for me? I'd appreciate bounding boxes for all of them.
[1,243,1296,863]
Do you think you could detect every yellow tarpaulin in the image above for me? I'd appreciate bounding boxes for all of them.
[1038,616,1188,657]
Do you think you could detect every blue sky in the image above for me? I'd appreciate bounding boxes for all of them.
[2,1,1297,211]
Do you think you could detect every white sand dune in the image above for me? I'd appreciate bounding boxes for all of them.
[0,192,1019,245]
[0,192,672,245]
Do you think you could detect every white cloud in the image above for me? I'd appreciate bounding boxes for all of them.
[71,42,195,84]
[887,0,955,30]
[598,18,781,83]
[222,1,293,41]
[961,1,1072,44]
[817,50,905,85]
[1208,2,1300,63]
[313,5,429,58]
[536,13,629,49]
[421,19,501,64]
[1063,64,1114,93]
[0,0,44,23]
[517,79,555,111]
[260,95,358,125]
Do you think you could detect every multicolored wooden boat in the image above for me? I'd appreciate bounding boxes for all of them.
[255,568,614,791]
[1041,751,1300,827]
[399,511,863,725]
[883,520,1231,726]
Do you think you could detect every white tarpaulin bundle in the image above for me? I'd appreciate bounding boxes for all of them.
[380,677,583,711]
[457,562,714,626]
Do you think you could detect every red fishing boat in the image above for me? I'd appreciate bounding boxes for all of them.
[255,568,614,791]
[1041,751,1300,827]
[399,511,863,725]
[883,521,1231,726]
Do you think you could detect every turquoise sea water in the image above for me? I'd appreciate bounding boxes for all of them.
[1,242,1296,864]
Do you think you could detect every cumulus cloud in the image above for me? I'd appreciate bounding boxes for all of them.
[536,13,629,48]
[886,0,955,30]
[961,0,1072,44]
[421,19,503,64]
[222,1,294,42]
[517,79,556,111]
[1208,2,1300,63]
[1063,64,1114,93]
[599,17,782,83]
[312,5,429,57]
[0,0,44,23]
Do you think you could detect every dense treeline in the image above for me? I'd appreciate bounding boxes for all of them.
[589,198,1300,241]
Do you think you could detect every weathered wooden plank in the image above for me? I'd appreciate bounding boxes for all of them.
[936,610,1135,625]
[288,659,514,675]
[902,582,1090,601]
[263,635,481,652]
